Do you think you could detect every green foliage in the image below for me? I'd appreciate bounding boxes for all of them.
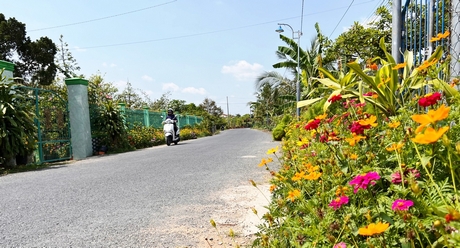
[0,13,57,86]
[0,72,36,166]
[92,100,131,151]
[272,114,292,141]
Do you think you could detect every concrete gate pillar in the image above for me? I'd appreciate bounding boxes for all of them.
[0,60,14,81]
[65,78,92,160]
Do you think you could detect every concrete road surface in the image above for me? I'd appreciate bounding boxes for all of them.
[0,128,279,247]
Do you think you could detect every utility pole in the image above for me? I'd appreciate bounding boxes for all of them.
[226,96,230,128]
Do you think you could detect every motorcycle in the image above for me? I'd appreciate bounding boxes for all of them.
[162,119,180,146]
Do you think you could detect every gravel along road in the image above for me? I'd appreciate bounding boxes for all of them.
[0,128,280,247]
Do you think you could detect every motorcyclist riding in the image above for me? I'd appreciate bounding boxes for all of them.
[166,108,178,134]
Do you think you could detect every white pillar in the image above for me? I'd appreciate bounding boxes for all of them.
[65,78,93,160]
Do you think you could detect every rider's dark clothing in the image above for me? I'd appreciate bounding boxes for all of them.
[166,114,178,134]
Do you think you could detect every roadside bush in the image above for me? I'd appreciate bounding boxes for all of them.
[272,114,291,141]
[0,72,37,167]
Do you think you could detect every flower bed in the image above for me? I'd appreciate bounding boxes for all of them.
[253,38,460,247]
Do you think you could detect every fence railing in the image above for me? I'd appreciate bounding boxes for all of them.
[396,0,459,79]
[118,104,203,129]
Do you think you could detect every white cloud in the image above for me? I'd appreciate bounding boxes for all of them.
[182,87,207,95]
[221,60,264,81]
[162,83,180,92]
[142,75,153,81]
[102,62,117,68]
[113,80,127,89]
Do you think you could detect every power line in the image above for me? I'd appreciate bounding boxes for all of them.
[29,0,177,32]
[73,0,377,50]
[329,0,356,38]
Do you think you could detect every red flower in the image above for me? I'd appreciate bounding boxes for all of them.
[305,119,321,130]
[418,92,442,107]
[328,94,342,103]
[349,121,368,135]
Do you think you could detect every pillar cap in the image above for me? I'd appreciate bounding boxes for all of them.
[0,60,15,72]
[65,78,88,86]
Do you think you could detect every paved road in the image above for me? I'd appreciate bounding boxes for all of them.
[0,128,279,247]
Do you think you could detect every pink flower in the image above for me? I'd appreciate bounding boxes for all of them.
[334,242,347,248]
[392,199,414,211]
[349,172,380,193]
[329,196,349,210]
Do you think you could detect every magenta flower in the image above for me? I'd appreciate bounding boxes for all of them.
[392,199,414,211]
[329,196,349,210]
[349,172,380,193]
[334,242,347,248]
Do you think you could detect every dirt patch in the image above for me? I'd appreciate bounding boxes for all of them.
[140,183,270,247]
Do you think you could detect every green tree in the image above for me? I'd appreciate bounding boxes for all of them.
[55,34,81,80]
[324,6,392,65]
[114,81,146,109]
[0,13,57,86]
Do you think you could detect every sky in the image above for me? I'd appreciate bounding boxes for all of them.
[2,0,387,115]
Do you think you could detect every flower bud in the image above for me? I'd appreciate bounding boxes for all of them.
[456,142,460,154]
[442,135,451,146]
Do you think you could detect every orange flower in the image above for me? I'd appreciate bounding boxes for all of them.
[430,30,450,42]
[386,142,404,152]
[392,62,407,70]
[388,121,401,128]
[258,157,273,167]
[304,171,322,180]
[411,104,450,127]
[269,185,276,192]
[417,59,438,71]
[358,115,378,127]
[315,113,328,120]
[345,133,366,146]
[358,222,390,236]
[287,189,301,202]
[349,153,358,160]
[369,63,378,70]
[335,186,349,196]
[292,171,306,181]
[412,126,449,144]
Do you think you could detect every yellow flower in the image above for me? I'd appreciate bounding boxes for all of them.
[411,104,450,127]
[267,146,279,154]
[287,189,301,202]
[388,121,400,128]
[297,137,309,147]
[304,171,322,180]
[269,185,276,192]
[392,62,407,70]
[372,93,378,99]
[258,157,273,167]
[292,171,306,181]
[349,153,358,160]
[386,142,404,151]
[430,30,450,42]
[345,133,366,146]
[358,222,390,236]
[315,113,328,120]
[358,115,378,127]
[412,126,449,144]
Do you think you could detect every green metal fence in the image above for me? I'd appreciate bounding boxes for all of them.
[22,87,72,163]
[121,106,203,129]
